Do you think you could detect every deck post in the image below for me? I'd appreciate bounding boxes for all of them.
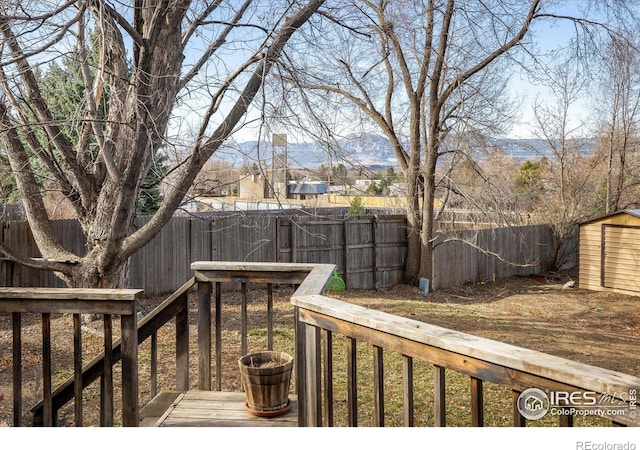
[121,313,139,426]
[304,324,321,426]
[295,307,307,426]
[197,280,212,390]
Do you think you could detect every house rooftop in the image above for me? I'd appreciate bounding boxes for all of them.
[288,181,328,195]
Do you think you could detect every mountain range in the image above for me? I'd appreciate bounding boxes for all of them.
[215,134,593,170]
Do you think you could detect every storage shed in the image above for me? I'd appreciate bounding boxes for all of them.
[579,209,640,296]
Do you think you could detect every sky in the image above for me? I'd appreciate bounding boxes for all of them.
[90,0,618,152]
[501,1,622,140]
[3,1,609,149]
[222,1,602,145]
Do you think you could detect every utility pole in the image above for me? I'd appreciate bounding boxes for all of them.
[328,151,332,203]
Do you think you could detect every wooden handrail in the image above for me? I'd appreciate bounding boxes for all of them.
[292,293,640,427]
[25,261,333,427]
[19,262,335,427]
[0,287,143,427]
[0,287,142,314]
[29,278,195,426]
[191,261,335,287]
[190,261,335,396]
[6,262,635,427]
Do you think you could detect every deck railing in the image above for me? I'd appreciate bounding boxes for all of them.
[1,262,638,427]
[189,261,335,393]
[24,278,196,426]
[0,287,142,426]
[2,262,331,426]
[291,291,640,427]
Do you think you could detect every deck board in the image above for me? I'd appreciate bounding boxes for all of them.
[145,391,298,427]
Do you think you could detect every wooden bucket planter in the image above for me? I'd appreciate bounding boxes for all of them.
[238,351,294,417]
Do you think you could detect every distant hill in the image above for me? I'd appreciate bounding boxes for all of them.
[489,138,593,162]
[216,134,594,169]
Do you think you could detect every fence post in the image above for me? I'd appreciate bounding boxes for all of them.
[372,216,378,290]
[290,217,297,263]
[342,218,348,288]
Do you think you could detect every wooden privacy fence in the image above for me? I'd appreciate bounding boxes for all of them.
[432,225,554,289]
[0,215,553,294]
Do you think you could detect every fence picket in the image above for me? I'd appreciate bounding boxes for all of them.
[0,215,556,294]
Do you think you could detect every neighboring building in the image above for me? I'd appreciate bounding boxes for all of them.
[237,164,330,202]
[237,163,287,200]
[355,179,382,188]
[287,181,328,200]
[579,209,640,297]
[238,172,269,200]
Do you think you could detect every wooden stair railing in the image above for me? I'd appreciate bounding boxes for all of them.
[27,262,335,427]
[26,262,336,427]
[29,277,195,426]
[0,287,143,427]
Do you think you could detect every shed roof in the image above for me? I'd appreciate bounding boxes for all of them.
[288,182,328,195]
[579,209,640,226]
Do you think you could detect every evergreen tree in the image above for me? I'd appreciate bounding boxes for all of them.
[31,33,167,215]
[0,155,19,203]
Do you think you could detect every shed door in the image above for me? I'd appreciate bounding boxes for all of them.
[603,225,640,293]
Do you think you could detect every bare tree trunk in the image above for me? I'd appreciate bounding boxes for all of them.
[71,258,128,289]
[0,1,325,288]
[403,187,422,284]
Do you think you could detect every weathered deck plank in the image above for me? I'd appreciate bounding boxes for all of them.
[147,391,298,427]
[140,391,184,427]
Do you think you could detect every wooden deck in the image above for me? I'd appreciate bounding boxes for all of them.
[140,391,298,427]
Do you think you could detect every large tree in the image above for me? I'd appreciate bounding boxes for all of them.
[593,35,640,214]
[32,46,168,217]
[276,0,638,284]
[529,53,602,270]
[0,0,324,287]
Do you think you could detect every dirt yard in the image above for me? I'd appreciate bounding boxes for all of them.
[333,272,640,377]
[0,270,638,426]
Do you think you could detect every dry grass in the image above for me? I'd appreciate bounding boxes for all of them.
[1,273,637,427]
